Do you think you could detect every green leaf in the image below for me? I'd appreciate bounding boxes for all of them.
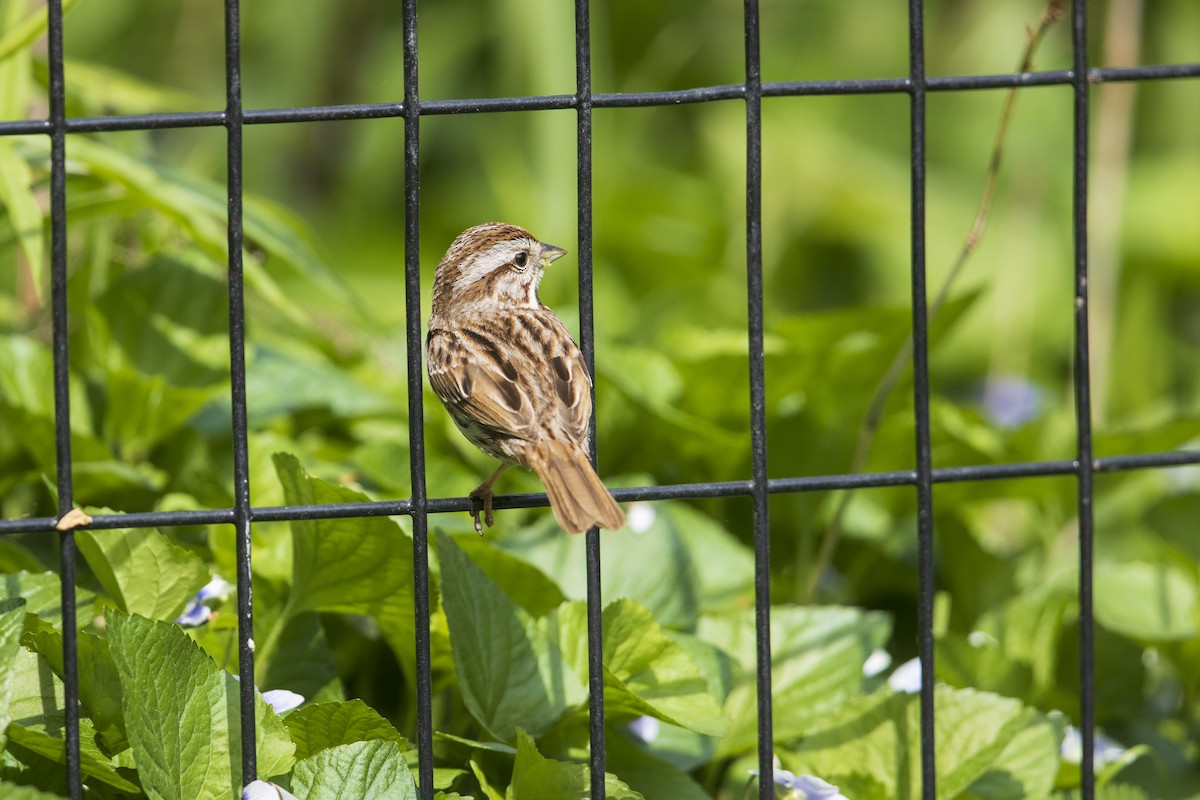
[273,452,419,670]
[102,364,222,459]
[94,254,231,386]
[6,648,139,792]
[0,141,43,304]
[0,597,28,752]
[1094,560,1200,640]
[450,534,566,618]
[547,599,727,737]
[0,571,96,628]
[706,604,890,755]
[605,728,710,800]
[107,611,296,799]
[291,740,418,800]
[436,530,586,740]
[502,501,753,628]
[22,615,127,754]
[508,728,644,800]
[0,0,81,65]
[0,782,65,800]
[77,524,210,621]
[284,699,411,761]
[782,687,1057,800]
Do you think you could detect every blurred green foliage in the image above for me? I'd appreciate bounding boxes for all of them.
[0,0,1198,797]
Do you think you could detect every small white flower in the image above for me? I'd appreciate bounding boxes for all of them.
[627,715,660,743]
[967,630,997,648]
[262,689,305,714]
[862,649,892,678]
[626,503,656,534]
[243,779,299,800]
[887,657,922,693]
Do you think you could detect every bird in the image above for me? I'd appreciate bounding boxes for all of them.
[426,222,626,535]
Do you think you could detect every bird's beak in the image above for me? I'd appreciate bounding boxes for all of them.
[539,242,567,266]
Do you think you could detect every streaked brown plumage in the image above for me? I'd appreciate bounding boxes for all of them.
[426,222,625,535]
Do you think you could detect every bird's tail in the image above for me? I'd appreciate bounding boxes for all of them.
[527,440,625,534]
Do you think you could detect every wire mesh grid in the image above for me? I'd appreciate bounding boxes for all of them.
[2,1,1199,798]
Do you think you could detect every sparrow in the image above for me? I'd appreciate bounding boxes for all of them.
[426,222,625,535]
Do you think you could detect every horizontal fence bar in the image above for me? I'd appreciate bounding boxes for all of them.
[5,449,1196,536]
[1,62,1197,137]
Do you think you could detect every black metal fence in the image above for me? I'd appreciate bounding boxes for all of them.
[1,1,1199,799]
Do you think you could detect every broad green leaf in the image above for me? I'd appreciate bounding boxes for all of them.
[248,349,394,423]
[547,599,727,737]
[433,731,518,755]
[291,740,417,800]
[0,570,96,628]
[255,609,341,707]
[782,687,1056,800]
[451,533,566,618]
[102,365,222,459]
[1060,786,1151,800]
[94,254,230,386]
[1094,560,1200,640]
[470,759,506,800]
[285,699,410,760]
[107,611,296,799]
[0,538,44,572]
[77,524,209,621]
[6,648,139,792]
[436,530,585,740]
[706,604,890,755]
[605,729,709,800]
[0,598,28,752]
[273,453,418,670]
[0,142,42,303]
[0,334,91,430]
[502,501,753,628]
[966,709,1062,799]
[22,615,127,754]
[508,728,644,800]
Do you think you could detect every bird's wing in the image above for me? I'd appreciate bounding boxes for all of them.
[549,348,593,445]
[428,330,538,440]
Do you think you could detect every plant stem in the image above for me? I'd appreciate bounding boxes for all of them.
[801,0,1066,604]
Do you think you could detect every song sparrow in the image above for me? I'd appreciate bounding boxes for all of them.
[426,222,626,535]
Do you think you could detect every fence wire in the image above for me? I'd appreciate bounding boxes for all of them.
[1,1,1199,799]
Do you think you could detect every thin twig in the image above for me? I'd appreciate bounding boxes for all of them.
[802,0,1066,604]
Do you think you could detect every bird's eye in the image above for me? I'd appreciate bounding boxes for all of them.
[513,252,528,270]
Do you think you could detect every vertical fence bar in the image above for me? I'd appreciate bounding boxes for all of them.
[742,2,774,798]
[46,1,81,796]
[222,0,257,780]
[573,2,607,798]
[1071,1,1096,796]
[401,2,434,797]
[907,1,937,797]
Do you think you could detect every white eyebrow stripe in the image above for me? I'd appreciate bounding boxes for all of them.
[453,240,526,291]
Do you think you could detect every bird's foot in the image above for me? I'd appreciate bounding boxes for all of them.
[469,485,495,536]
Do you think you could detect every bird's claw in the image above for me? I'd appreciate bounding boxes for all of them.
[469,487,495,536]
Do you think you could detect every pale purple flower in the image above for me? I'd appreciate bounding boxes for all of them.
[262,689,305,714]
[243,780,298,800]
[627,715,660,743]
[175,576,235,627]
[981,376,1043,429]
[231,676,305,714]
[887,657,922,693]
[751,766,850,799]
[1060,726,1125,767]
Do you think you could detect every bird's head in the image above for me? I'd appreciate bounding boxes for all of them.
[431,222,567,315]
